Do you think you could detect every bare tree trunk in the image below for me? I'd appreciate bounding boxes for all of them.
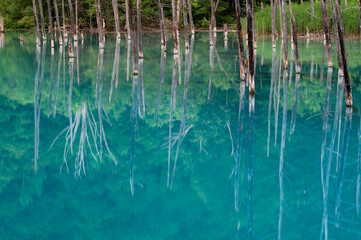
[335,0,352,107]
[311,0,314,16]
[112,0,121,38]
[62,0,67,38]
[32,0,41,45]
[95,0,104,48]
[47,0,54,47]
[38,0,47,40]
[210,0,215,32]
[125,0,131,39]
[187,0,195,34]
[329,0,343,75]
[209,24,213,46]
[247,0,255,94]
[0,16,3,32]
[359,0,361,39]
[137,0,143,58]
[53,0,63,45]
[271,0,277,48]
[235,0,246,81]
[289,0,300,73]
[75,0,78,34]
[158,0,167,50]
[281,0,287,69]
[251,0,256,49]
[183,0,189,49]
[320,0,332,67]
[128,0,138,75]
[172,0,179,54]
[67,0,77,40]
[279,0,283,39]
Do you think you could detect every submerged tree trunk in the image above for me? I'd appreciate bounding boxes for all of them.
[95,0,104,48]
[335,0,352,106]
[32,0,41,45]
[187,0,195,34]
[289,0,300,73]
[247,0,255,94]
[158,0,167,50]
[137,0,143,58]
[38,0,46,40]
[172,0,179,54]
[67,0,77,40]
[46,0,54,47]
[320,0,332,67]
[53,0,63,45]
[235,0,246,81]
[112,0,121,38]
[125,0,131,39]
[183,0,189,49]
[271,0,277,48]
[128,0,138,75]
[281,0,287,69]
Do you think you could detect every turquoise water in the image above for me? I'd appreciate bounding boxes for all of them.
[1,32,361,239]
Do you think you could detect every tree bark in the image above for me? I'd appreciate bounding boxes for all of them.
[235,0,246,81]
[247,0,255,94]
[95,0,104,48]
[75,0,78,33]
[62,0,67,38]
[279,0,283,39]
[187,0,195,34]
[183,0,189,49]
[335,0,352,107]
[251,0,256,49]
[53,0,63,45]
[125,0,131,39]
[38,0,47,40]
[329,0,343,74]
[137,0,143,58]
[172,0,179,54]
[320,0,332,67]
[128,0,138,75]
[289,0,300,73]
[281,0,287,69]
[311,0,314,16]
[158,0,167,50]
[46,0,54,47]
[271,0,277,48]
[112,0,121,38]
[32,0,41,45]
[359,0,361,39]
[67,0,76,40]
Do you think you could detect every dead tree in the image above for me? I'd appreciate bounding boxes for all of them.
[359,0,361,39]
[0,16,4,32]
[32,0,41,45]
[46,0,54,48]
[75,0,78,33]
[112,0,121,38]
[334,0,352,106]
[62,0,67,38]
[128,0,139,75]
[311,0,314,16]
[95,0,104,48]
[158,0,167,50]
[251,0,256,49]
[125,0,131,39]
[235,0,246,81]
[38,0,47,40]
[137,0,144,58]
[183,0,189,49]
[172,0,179,54]
[320,0,332,67]
[281,0,287,69]
[247,0,255,93]
[67,0,77,40]
[271,0,277,48]
[53,0,63,45]
[187,0,195,34]
[289,0,300,73]
[329,0,342,75]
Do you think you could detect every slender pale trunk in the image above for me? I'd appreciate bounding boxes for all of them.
[53,0,63,45]
[359,0,361,39]
[172,0,179,54]
[281,0,287,69]
[235,0,246,81]
[335,0,352,106]
[311,0,314,16]
[137,0,143,58]
[38,0,46,40]
[210,0,215,31]
[46,0,54,48]
[247,0,255,94]
[67,0,77,40]
[62,0,67,38]
[95,0,104,48]
[158,0,167,50]
[112,0,121,38]
[329,0,343,75]
[75,0,78,34]
[32,0,41,45]
[279,0,283,39]
[289,0,300,73]
[125,0,131,39]
[271,0,277,48]
[251,0,256,49]
[320,0,332,67]
[187,0,195,34]
[183,0,189,49]
[128,0,138,75]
